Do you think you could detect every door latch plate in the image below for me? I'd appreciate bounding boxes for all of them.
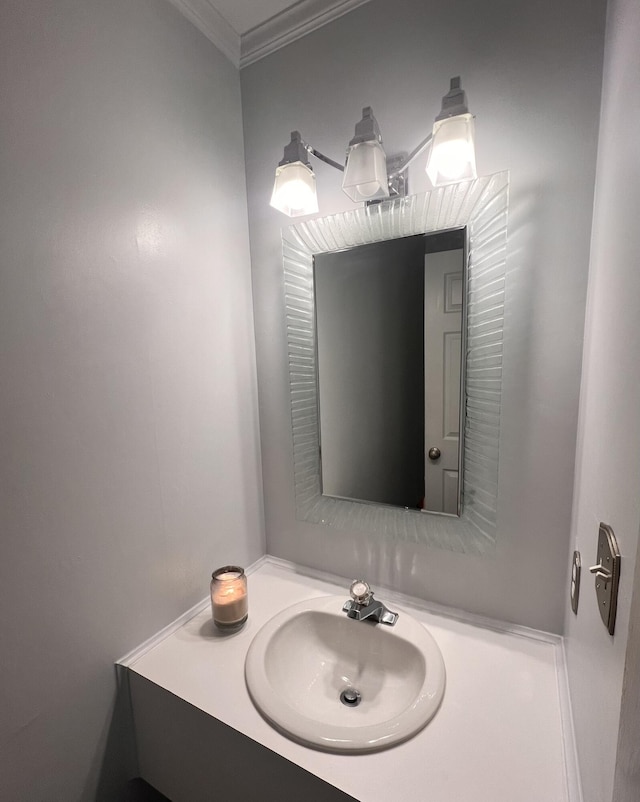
[589,523,621,635]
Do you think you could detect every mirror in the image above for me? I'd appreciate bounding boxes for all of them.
[314,230,466,515]
[282,172,508,556]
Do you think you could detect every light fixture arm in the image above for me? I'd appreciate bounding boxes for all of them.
[304,143,345,173]
[278,131,344,173]
[389,132,434,178]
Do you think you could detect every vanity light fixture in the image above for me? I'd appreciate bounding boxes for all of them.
[270,77,477,217]
[426,77,476,185]
[270,131,319,217]
[341,106,390,202]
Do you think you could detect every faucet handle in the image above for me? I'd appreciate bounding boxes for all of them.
[350,579,372,605]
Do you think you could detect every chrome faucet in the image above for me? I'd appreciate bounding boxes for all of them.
[342,580,399,626]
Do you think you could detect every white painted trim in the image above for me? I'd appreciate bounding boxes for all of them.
[556,640,584,802]
[165,0,241,67]
[116,554,269,669]
[165,0,372,70]
[240,0,372,68]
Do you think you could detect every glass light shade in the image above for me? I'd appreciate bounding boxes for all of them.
[426,113,477,186]
[270,161,319,217]
[342,141,390,202]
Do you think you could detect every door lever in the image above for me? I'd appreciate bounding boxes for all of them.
[588,560,612,583]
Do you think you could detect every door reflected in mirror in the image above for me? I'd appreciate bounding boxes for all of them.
[314,228,466,516]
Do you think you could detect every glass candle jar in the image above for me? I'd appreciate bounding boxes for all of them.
[210,566,248,631]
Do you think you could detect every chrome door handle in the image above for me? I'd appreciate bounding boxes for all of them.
[428,447,441,461]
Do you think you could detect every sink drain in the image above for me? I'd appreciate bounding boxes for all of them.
[340,688,362,707]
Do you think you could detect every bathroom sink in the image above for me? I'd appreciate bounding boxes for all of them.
[244,595,445,753]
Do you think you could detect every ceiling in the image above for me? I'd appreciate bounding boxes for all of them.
[167,0,371,68]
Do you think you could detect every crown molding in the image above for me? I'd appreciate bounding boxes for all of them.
[240,0,372,68]
[166,0,241,67]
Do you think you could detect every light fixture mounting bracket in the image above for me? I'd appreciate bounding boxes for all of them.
[387,153,409,197]
[365,153,409,206]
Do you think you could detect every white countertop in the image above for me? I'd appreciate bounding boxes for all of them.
[126,559,574,802]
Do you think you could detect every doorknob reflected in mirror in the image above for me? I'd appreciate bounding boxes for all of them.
[428,447,441,461]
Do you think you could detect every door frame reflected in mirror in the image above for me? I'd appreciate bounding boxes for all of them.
[282,172,509,556]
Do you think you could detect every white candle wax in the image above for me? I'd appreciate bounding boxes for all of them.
[212,572,248,626]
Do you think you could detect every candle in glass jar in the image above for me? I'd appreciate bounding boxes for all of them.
[211,566,248,630]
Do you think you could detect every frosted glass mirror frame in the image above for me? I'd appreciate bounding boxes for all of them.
[283,172,509,556]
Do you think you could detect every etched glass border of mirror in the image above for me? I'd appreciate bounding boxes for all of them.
[283,171,508,556]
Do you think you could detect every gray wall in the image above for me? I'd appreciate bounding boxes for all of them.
[564,0,640,798]
[0,1,263,799]
[241,0,606,631]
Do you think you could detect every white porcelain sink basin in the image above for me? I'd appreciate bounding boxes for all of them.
[245,595,445,753]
